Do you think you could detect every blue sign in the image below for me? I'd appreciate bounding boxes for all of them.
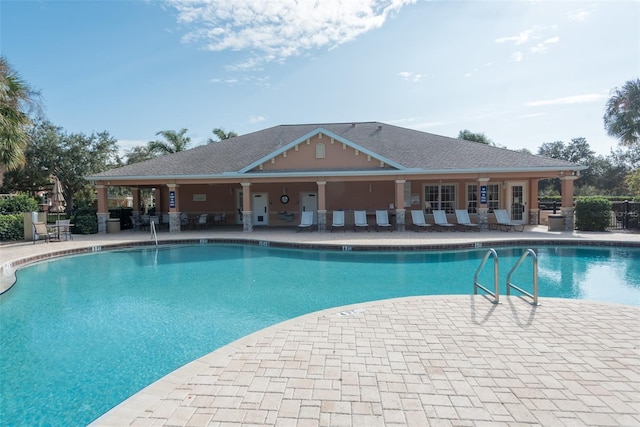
[169,191,175,209]
[480,185,487,204]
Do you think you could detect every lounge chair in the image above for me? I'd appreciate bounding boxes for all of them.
[297,211,314,232]
[197,214,208,229]
[56,219,73,240]
[432,210,456,231]
[331,210,345,232]
[33,222,57,244]
[353,210,369,232]
[454,209,480,231]
[492,209,525,232]
[410,210,432,231]
[375,210,393,231]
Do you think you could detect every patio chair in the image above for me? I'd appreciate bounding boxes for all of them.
[492,209,525,232]
[454,209,480,231]
[375,210,393,231]
[198,214,208,229]
[432,210,456,231]
[331,210,345,232]
[353,210,369,232]
[33,222,57,244]
[410,210,432,231]
[56,219,73,240]
[297,211,314,232]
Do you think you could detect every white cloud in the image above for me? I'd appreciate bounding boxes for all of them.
[526,94,607,107]
[398,71,423,82]
[510,51,523,62]
[249,115,266,124]
[497,26,559,60]
[495,29,534,45]
[168,0,417,68]
[531,36,559,54]
[567,9,590,22]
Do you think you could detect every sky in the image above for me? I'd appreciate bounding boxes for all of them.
[1,0,638,157]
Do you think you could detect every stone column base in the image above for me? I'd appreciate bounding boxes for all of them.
[395,209,406,231]
[561,207,575,231]
[529,209,539,225]
[317,210,327,232]
[169,212,181,233]
[242,211,253,232]
[477,208,489,230]
[97,213,109,233]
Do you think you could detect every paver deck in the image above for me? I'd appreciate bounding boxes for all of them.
[1,227,639,426]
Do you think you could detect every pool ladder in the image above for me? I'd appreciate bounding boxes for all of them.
[474,248,539,305]
[150,220,158,246]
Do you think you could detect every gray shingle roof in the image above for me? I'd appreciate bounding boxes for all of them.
[89,122,583,179]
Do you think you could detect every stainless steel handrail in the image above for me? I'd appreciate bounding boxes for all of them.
[150,220,158,246]
[506,248,539,305]
[474,248,499,304]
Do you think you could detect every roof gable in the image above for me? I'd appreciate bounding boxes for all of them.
[239,127,405,173]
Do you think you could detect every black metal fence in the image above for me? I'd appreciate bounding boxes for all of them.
[610,201,639,230]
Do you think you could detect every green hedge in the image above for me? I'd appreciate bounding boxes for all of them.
[0,214,25,241]
[0,194,38,214]
[575,197,611,231]
[72,209,98,234]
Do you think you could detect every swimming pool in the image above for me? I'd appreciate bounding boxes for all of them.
[1,244,639,425]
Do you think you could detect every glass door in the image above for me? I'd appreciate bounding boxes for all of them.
[508,182,527,224]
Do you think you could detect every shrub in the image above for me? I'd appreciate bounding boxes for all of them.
[73,209,98,234]
[575,197,611,231]
[0,194,38,214]
[0,214,25,241]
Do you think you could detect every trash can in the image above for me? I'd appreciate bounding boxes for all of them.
[107,218,121,233]
[548,214,565,232]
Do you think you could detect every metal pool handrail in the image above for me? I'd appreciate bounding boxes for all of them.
[150,220,158,246]
[474,248,499,304]
[506,248,539,305]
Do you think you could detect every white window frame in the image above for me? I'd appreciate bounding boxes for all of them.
[424,183,456,214]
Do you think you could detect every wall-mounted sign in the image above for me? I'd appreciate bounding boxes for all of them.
[193,194,206,202]
[480,185,487,204]
[169,191,175,208]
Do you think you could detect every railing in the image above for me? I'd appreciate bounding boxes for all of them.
[150,220,158,246]
[473,248,500,304]
[506,249,539,305]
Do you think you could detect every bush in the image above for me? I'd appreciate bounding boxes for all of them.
[72,209,98,234]
[0,214,25,241]
[575,197,611,231]
[0,194,38,214]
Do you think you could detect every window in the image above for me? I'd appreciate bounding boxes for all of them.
[467,184,478,213]
[315,143,325,159]
[424,184,456,214]
[487,184,499,212]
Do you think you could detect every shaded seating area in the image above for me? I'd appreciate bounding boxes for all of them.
[410,210,432,231]
[433,210,456,231]
[454,209,480,231]
[331,211,345,232]
[56,219,73,240]
[353,210,369,232]
[375,210,393,231]
[492,209,525,232]
[297,211,315,231]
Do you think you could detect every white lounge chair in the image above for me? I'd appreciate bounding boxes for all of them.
[56,219,73,240]
[297,211,314,232]
[198,214,208,229]
[331,211,345,232]
[492,209,525,232]
[375,210,392,231]
[353,210,369,232]
[432,210,456,231]
[454,209,480,231]
[410,210,432,231]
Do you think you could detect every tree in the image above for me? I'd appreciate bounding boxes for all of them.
[148,129,191,155]
[125,145,155,165]
[457,129,494,145]
[3,120,120,212]
[208,127,238,143]
[604,78,640,148]
[0,56,40,170]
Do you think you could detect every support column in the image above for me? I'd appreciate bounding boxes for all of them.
[95,184,109,233]
[477,178,490,230]
[561,175,578,231]
[528,179,539,225]
[317,181,327,232]
[395,179,406,231]
[167,184,181,233]
[241,182,253,232]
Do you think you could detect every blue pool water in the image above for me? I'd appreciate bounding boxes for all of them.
[1,244,639,425]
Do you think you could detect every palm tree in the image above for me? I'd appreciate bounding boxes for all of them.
[604,78,640,147]
[148,128,191,155]
[0,56,40,170]
[208,127,238,143]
